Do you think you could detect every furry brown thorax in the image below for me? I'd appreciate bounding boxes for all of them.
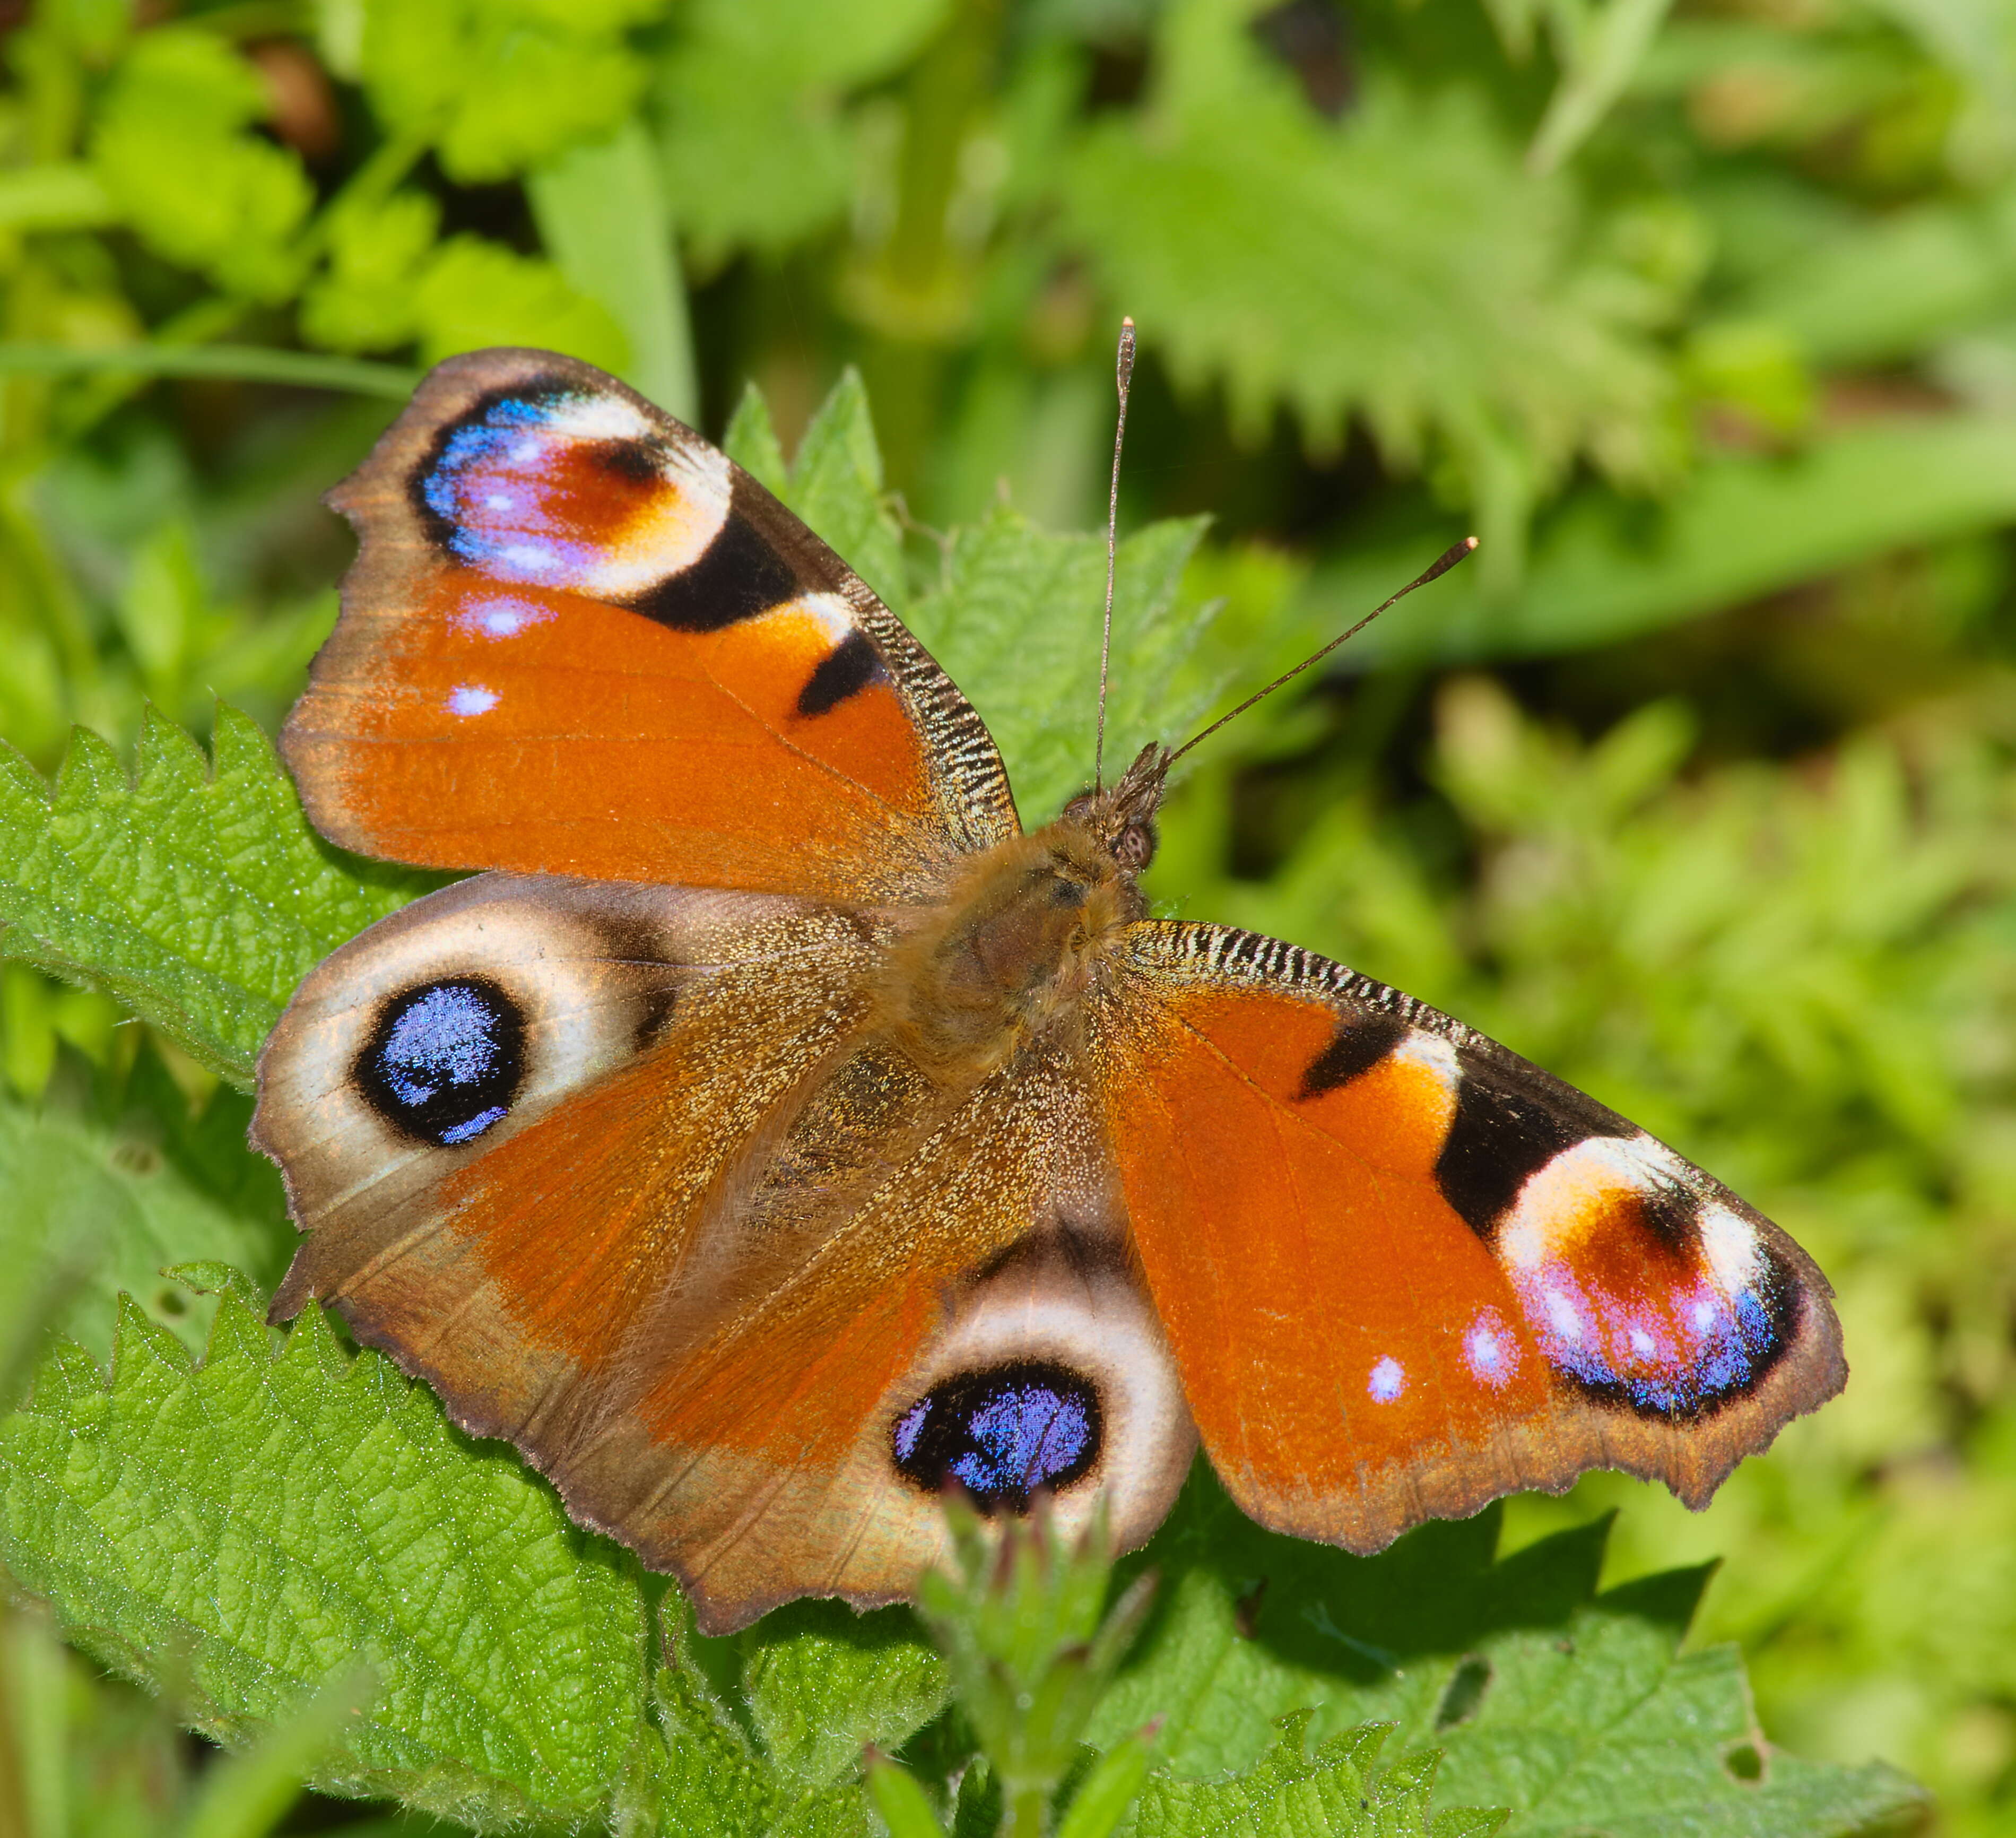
[886,744,1169,1079]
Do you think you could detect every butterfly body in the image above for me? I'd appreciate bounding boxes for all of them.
[254,349,1844,1633]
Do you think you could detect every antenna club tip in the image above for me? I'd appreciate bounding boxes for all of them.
[1463,534,1479,550]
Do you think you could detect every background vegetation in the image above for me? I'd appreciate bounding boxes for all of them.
[0,0,2009,1830]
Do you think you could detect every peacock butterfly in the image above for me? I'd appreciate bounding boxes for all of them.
[251,345,1845,1634]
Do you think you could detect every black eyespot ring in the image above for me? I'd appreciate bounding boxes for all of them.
[355,976,526,1148]
[891,1361,1101,1512]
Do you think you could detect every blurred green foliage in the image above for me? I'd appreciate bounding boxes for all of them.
[0,0,2013,1827]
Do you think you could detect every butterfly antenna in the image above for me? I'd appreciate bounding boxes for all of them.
[1162,535,1479,771]
[1095,317,1137,795]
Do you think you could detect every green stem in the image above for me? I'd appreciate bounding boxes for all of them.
[0,339,419,397]
[1007,1785,1049,1838]
[885,0,1006,294]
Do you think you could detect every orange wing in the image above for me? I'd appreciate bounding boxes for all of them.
[286,349,1016,902]
[1097,922,1845,1550]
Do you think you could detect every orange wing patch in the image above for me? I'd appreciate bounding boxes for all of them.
[298,570,933,894]
[1105,983,1552,1538]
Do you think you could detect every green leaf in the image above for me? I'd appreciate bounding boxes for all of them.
[1720,196,2016,368]
[359,0,659,185]
[0,1297,651,1828]
[908,510,1216,824]
[1526,0,1679,175]
[656,0,951,265]
[867,1747,948,1838]
[642,1598,943,1833]
[735,1600,948,1792]
[1055,1725,1155,1838]
[90,28,314,305]
[1087,1472,1927,1836]
[723,384,792,497]
[787,369,911,615]
[413,235,630,371]
[0,708,428,1088]
[1134,1715,1504,1838]
[1064,0,1677,582]
[0,1096,284,1369]
[0,161,116,232]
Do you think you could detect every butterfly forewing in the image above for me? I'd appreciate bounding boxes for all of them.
[1096,921,1844,1548]
[288,348,1016,901]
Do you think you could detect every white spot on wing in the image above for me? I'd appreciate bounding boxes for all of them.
[447,684,498,716]
[544,394,654,445]
[789,592,857,644]
[1543,1286,1583,1342]
[1697,1202,1762,1294]
[1391,1029,1460,1090]
[1367,1356,1406,1401]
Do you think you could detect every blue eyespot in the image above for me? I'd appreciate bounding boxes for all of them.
[892,1362,1100,1512]
[356,977,525,1148]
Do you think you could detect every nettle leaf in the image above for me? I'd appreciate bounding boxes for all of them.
[90,27,315,304]
[1088,1471,1926,1837]
[737,1603,947,1792]
[360,0,661,185]
[724,376,1230,824]
[0,708,428,1089]
[0,1295,652,1830]
[1135,1714,1506,1838]
[649,1602,948,1835]
[908,512,1216,826]
[658,0,951,265]
[1064,0,1676,578]
[0,1086,286,1368]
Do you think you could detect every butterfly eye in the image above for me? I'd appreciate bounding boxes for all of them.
[355,976,527,1147]
[1113,819,1156,872]
[891,1360,1102,1511]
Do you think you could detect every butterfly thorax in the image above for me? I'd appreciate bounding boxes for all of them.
[883,813,1150,1083]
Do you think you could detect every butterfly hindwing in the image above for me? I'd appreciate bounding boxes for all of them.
[1096,921,1845,1550]
[287,349,1017,900]
[256,874,1194,1633]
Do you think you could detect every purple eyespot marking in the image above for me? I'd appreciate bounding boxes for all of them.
[355,977,525,1148]
[451,594,552,640]
[1367,1356,1406,1402]
[418,391,618,589]
[894,1397,930,1463]
[1463,1307,1519,1389]
[891,1362,1100,1512]
[1509,1261,1785,1417]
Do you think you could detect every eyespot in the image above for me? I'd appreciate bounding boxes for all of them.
[355,976,526,1147]
[891,1360,1101,1512]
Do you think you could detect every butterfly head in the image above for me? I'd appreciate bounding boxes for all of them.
[1061,741,1171,877]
